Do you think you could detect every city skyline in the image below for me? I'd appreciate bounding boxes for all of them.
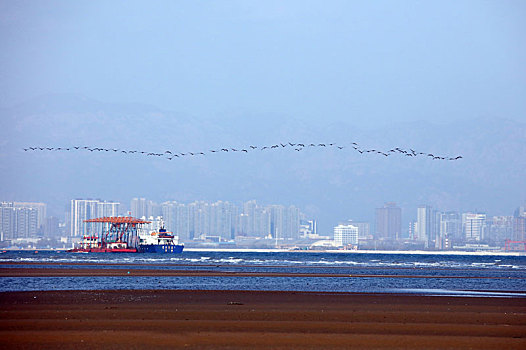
[2,198,524,251]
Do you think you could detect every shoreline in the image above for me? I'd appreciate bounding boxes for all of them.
[2,248,525,256]
[1,289,525,349]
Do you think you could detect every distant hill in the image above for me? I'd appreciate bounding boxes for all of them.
[1,94,525,233]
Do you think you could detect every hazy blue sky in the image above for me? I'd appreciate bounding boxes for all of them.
[1,0,525,127]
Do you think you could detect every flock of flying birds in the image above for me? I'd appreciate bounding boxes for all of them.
[23,142,463,161]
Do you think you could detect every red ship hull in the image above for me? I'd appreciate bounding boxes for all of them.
[67,247,137,253]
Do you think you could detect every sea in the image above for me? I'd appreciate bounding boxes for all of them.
[1,250,525,297]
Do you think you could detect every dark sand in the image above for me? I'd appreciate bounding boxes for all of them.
[1,289,525,349]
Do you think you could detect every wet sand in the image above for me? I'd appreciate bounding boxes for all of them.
[1,289,525,349]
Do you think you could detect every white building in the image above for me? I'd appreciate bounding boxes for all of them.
[14,202,47,230]
[462,213,486,242]
[1,202,41,240]
[70,199,120,237]
[333,224,358,246]
[97,201,120,218]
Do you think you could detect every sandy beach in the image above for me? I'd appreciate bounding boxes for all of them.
[1,289,525,349]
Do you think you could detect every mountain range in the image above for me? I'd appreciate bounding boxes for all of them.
[1,94,525,233]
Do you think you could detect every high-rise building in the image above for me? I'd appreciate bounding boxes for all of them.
[0,202,15,240]
[269,205,284,239]
[417,205,440,248]
[70,199,99,237]
[14,202,47,232]
[462,213,486,242]
[43,216,60,237]
[70,199,119,237]
[97,201,120,217]
[0,202,40,240]
[375,202,401,240]
[439,211,462,247]
[344,220,370,239]
[486,216,514,246]
[283,205,300,240]
[513,205,526,241]
[334,224,358,246]
[130,198,147,218]
[138,199,309,243]
[161,201,190,240]
[15,207,38,238]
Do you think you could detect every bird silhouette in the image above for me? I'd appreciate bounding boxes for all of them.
[26,142,461,163]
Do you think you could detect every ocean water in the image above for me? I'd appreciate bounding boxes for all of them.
[1,251,525,296]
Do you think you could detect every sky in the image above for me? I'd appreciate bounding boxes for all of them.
[1,0,525,127]
[1,1,525,231]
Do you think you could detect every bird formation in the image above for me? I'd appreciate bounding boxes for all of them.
[23,142,462,161]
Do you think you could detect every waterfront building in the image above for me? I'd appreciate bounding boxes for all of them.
[439,211,462,247]
[299,219,317,238]
[333,223,358,246]
[161,201,191,241]
[350,221,370,239]
[269,205,285,239]
[70,199,120,237]
[284,205,300,240]
[375,202,401,240]
[134,199,309,243]
[0,202,40,240]
[13,202,47,231]
[486,216,514,246]
[43,216,60,237]
[462,213,486,242]
[97,201,120,217]
[513,205,526,241]
[416,205,441,248]
[130,198,147,218]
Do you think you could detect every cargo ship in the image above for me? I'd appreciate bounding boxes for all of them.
[67,216,183,253]
[138,224,184,253]
[67,235,138,253]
